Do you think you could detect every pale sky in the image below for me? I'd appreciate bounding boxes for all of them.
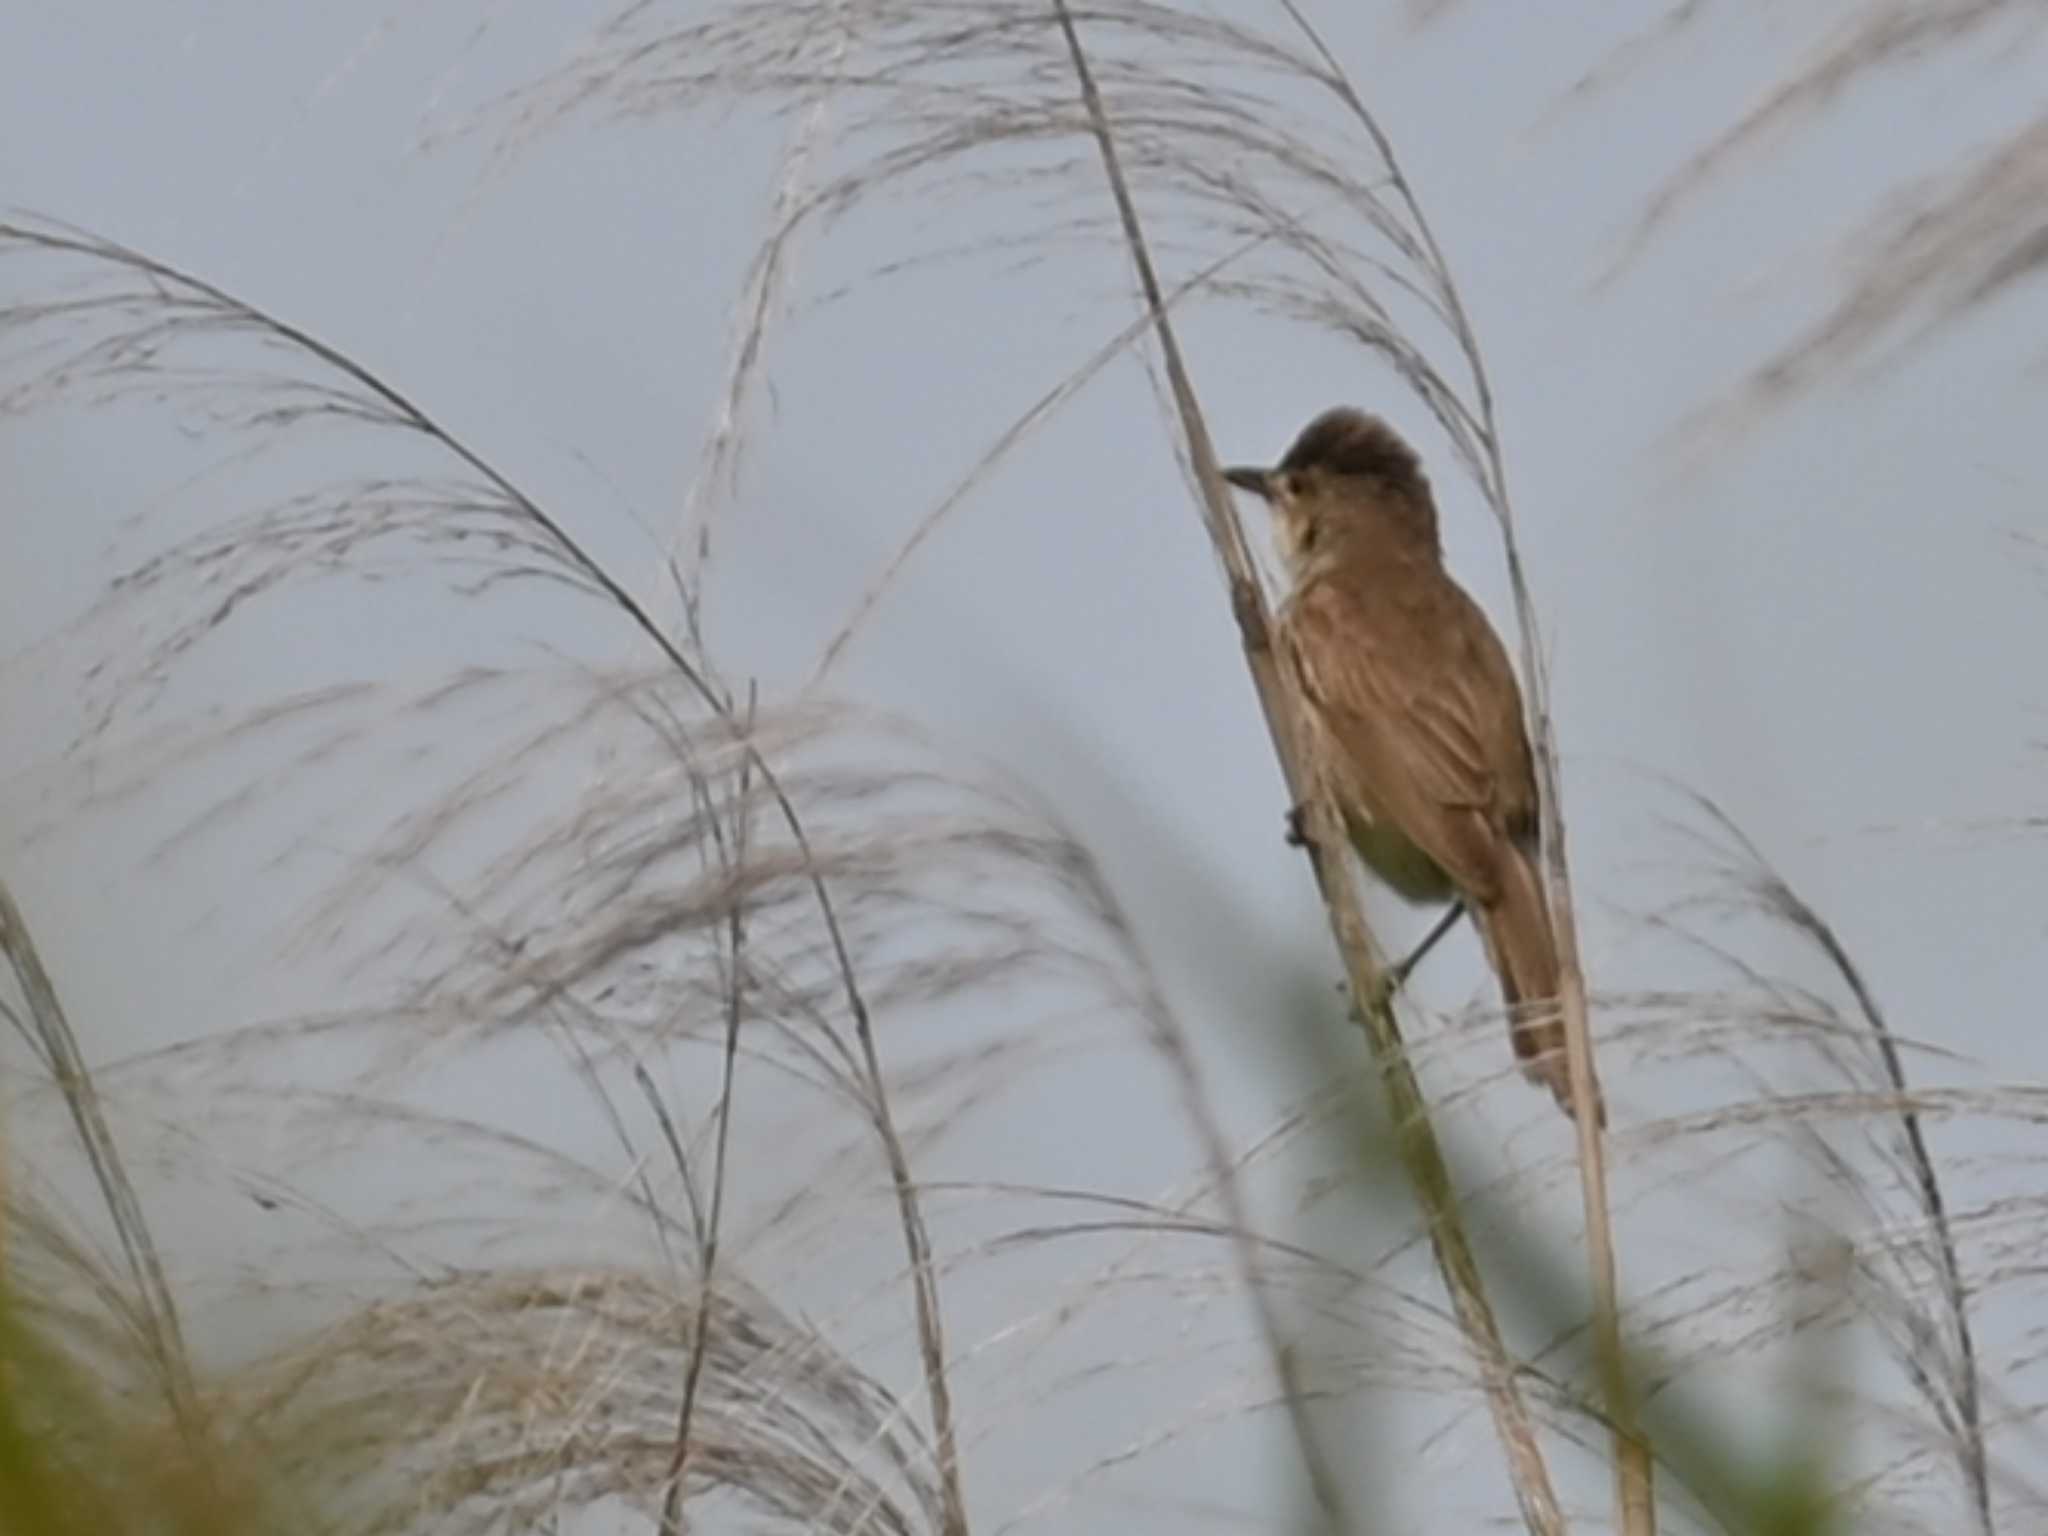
[4,5,2046,1533]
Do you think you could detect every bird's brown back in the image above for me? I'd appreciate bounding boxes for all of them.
[1250,407,1584,1117]
[1279,492,1539,900]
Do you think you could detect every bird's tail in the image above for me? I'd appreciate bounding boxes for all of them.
[1474,844,1604,1125]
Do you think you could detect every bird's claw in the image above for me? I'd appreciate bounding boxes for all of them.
[1364,957,1418,1015]
[1284,802,1311,849]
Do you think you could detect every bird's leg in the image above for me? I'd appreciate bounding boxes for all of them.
[1367,900,1468,1010]
[1392,900,1466,988]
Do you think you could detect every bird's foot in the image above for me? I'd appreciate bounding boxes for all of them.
[1363,969,1401,1015]
[1284,802,1311,849]
[1364,951,1425,1014]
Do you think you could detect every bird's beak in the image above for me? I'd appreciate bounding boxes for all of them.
[1222,465,1272,498]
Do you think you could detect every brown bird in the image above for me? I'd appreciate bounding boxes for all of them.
[1225,407,1587,1119]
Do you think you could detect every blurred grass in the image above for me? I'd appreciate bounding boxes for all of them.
[1,4,2033,1530]
[0,1293,284,1536]
[1276,984,1848,1536]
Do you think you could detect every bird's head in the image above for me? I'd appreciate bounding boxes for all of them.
[1224,407,1434,572]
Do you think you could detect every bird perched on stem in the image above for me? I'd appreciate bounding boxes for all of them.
[1225,407,1588,1120]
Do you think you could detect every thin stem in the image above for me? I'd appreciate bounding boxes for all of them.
[3,220,970,1536]
[1275,11,1649,1529]
[1819,939,1990,1536]
[659,687,758,1535]
[0,881,205,1455]
[1051,6,1565,1532]
[1694,798,1993,1536]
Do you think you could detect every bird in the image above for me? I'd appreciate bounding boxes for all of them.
[1223,407,1590,1120]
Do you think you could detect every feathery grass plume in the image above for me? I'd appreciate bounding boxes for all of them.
[10,11,2046,1535]
[0,213,1210,1531]
[1,883,306,1532]
[1567,1,2048,412]
[0,880,199,1445]
[1399,782,2044,1533]
[1263,995,2046,1534]
[667,13,852,655]
[5,1144,950,1535]
[1656,797,1997,1535]
[5,656,1245,1532]
[0,204,1341,1519]
[1195,770,2048,1531]
[1065,26,1588,1536]
[0,1256,282,1535]
[0,207,1001,1529]
[228,1268,950,1535]
[463,1,1632,1525]
[7,186,1428,1529]
[9,701,1422,1535]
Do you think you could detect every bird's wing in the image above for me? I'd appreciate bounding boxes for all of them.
[1282,572,1532,893]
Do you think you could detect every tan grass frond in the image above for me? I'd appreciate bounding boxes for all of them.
[1568,1,2047,414]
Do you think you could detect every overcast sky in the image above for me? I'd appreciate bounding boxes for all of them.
[5,5,2046,1533]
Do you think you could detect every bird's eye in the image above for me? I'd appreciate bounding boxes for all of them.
[1279,473,1300,499]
